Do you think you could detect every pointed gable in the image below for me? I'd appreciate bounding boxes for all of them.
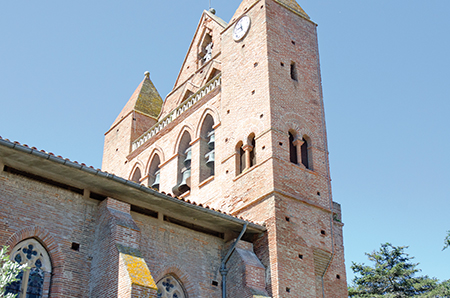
[111,72,163,128]
[172,10,227,90]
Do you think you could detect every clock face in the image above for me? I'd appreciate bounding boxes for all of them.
[233,15,251,41]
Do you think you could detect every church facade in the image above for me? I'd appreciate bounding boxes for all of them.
[0,0,347,297]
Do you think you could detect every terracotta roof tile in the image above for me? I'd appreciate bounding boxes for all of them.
[111,74,163,129]
[0,135,261,226]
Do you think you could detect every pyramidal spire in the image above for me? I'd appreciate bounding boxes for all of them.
[273,0,309,19]
[231,0,309,23]
[111,72,163,128]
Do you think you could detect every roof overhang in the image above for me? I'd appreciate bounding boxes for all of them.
[0,138,266,237]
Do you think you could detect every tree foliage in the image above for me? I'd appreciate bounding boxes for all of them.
[0,246,27,298]
[348,243,448,298]
[443,231,450,251]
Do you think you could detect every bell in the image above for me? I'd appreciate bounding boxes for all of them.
[151,170,160,190]
[178,168,191,194]
[207,131,215,149]
[184,147,192,166]
[205,150,215,167]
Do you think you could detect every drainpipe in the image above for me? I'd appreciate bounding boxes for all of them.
[220,223,248,298]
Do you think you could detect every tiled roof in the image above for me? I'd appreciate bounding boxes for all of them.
[0,135,263,227]
[111,73,163,129]
[275,0,310,19]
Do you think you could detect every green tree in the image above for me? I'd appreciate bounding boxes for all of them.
[348,243,440,298]
[443,231,450,251]
[0,246,27,298]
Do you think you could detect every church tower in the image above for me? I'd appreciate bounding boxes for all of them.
[102,0,347,297]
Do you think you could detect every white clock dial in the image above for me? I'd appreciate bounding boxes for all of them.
[233,15,251,41]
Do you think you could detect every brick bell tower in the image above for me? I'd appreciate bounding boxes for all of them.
[102,0,347,297]
[219,0,347,297]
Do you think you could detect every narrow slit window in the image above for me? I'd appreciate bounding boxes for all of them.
[249,135,256,167]
[239,145,245,174]
[301,138,309,169]
[290,62,298,81]
[289,132,298,164]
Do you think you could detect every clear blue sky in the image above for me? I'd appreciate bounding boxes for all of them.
[1,0,449,284]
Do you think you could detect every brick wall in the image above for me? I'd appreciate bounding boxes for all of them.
[0,170,97,297]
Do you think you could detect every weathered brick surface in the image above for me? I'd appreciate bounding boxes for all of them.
[0,171,97,297]
[132,211,224,297]
[101,0,348,297]
[1,1,348,297]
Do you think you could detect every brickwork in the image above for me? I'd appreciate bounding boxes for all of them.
[226,240,270,298]
[132,211,223,297]
[0,170,97,297]
[100,0,348,296]
[1,0,348,297]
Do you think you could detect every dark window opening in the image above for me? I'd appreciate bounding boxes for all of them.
[301,138,309,169]
[173,132,192,196]
[90,192,107,201]
[239,145,245,174]
[131,167,142,183]
[200,33,213,64]
[71,243,80,251]
[200,115,215,182]
[149,155,161,191]
[131,205,158,219]
[290,62,298,81]
[289,132,298,164]
[249,136,256,167]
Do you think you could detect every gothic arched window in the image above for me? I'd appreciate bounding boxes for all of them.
[5,239,52,298]
[172,131,192,196]
[131,167,142,183]
[156,275,186,298]
[149,154,161,191]
[200,114,215,182]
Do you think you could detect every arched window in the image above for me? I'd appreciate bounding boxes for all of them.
[301,137,310,169]
[236,134,256,176]
[200,115,215,183]
[156,275,186,298]
[173,131,192,196]
[149,155,161,191]
[199,33,213,65]
[131,167,142,183]
[248,134,256,168]
[236,141,244,175]
[289,131,298,164]
[5,239,52,298]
